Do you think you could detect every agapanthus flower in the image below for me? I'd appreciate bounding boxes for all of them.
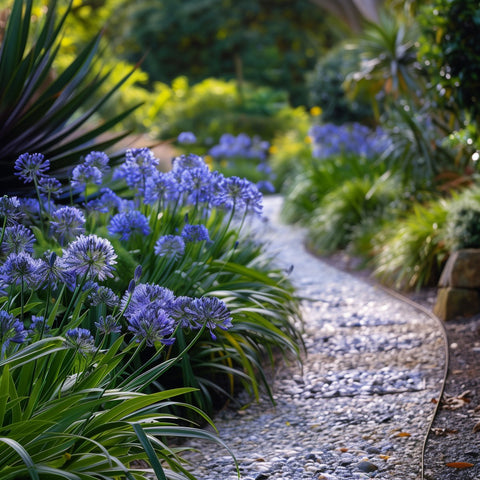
[65,327,95,354]
[171,154,208,179]
[168,296,202,329]
[1,252,42,288]
[88,286,119,307]
[212,176,263,213]
[241,182,263,215]
[71,164,103,189]
[181,224,210,243]
[17,198,41,223]
[211,176,251,210]
[61,234,117,281]
[154,235,185,259]
[127,303,176,346]
[143,171,179,205]
[256,180,275,194]
[82,280,99,292]
[180,167,214,203]
[37,251,76,291]
[28,315,50,337]
[87,188,124,213]
[95,315,122,335]
[14,153,50,183]
[1,224,36,255]
[0,311,26,351]
[121,283,175,319]
[184,296,233,339]
[107,210,151,241]
[113,148,159,192]
[51,206,86,244]
[0,196,24,224]
[38,176,62,197]
[84,151,110,174]
[177,131,197,144]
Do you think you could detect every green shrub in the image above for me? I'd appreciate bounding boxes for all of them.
[306,43,373,125]
[281,150,388,225]
[372,198,450,290]
[445,187,480,250]
[145,77,307,147]
[307,174,401,254]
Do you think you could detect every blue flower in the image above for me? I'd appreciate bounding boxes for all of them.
[14,153,50,183]
[84,151,110,174]
[65,327,95,354]
[256,180,275,194]
[0,196,24,224]
[0,311,27,344]
[121,283,175,319]
[184,296,232,340]
[1,252,42,288]
[211,176,251,210]
[113,148,159,192]
[71,164,103,189]
[87,188,124,213]
[171,154,208,179]
[28,315,50,337]
[1,224,36,256]
[181,224,210,243]
[107,210,151,241]
[180,167,214,203]
[51,206,86,244]
[167,296,202,329]
[177,131,197,144]
[241,183,263,215]
[88,286,119,307]
[95,315,122,335]
[154,235,185,259]
[143,171,179,205]
[127,303,176,346]
[18,198,41,223]
[61,234,117,281]
[38,251,76,291]
[38,176,62,197]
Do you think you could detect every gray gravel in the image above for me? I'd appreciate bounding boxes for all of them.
[175,195,447,480]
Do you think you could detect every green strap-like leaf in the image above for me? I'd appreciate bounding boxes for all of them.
[0,437,39,480]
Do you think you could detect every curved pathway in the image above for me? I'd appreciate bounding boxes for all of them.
[180,196,446,480]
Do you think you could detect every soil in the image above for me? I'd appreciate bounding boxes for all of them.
[319,250,480,480]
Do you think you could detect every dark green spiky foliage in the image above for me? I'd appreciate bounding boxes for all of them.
[0,0,140,194]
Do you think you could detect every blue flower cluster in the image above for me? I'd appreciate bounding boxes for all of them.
[209,133,269,161]
[0,146,248,357]
[208,133,275,194]
[308,123,391,159]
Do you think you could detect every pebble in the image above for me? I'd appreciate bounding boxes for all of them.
[164,196,446,480]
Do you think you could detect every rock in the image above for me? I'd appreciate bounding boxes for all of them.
[438,249,480,288]
[433,287,480,321]
[357,460,379,473]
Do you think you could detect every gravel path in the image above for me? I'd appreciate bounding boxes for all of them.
[179,196,447,480]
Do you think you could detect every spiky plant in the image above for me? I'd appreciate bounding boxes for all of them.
[0,0,140,194]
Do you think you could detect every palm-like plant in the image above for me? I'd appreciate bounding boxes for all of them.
[0,0,139,194]
[344,10,422,115]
